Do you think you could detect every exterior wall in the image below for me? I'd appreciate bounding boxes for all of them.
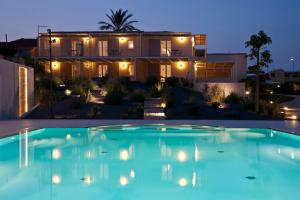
[194,82,246,97]
[268,69,285,83]
[206,54,247,82]
[38,33,194,58]
[0,58,34,119]
[37,32,246,84]
[268,69,300,84]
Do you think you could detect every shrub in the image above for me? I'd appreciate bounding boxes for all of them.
[259,101,281,118]
[203,84,225,103]
[211,102,221,109]
[165,77,180,87]
[129,89,146,103]
[117,77,133,92]
[70,100,83,110]
[187,105,200,116]
[127,103,143,114]
[224,92,240,104]
[104,89,123,105]
[87,106,101,118]
[162,89,175,108]
[145,75,159,86]
[38,74,65,90]
[104,80,128,96]
[150,86,161,98]
[71,77,97,103]
[180,78,194,88]
[184,95,197,105]
[165,108,175,118]
[242,98,255,112]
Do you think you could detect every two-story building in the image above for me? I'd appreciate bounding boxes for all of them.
[36,31,247,86]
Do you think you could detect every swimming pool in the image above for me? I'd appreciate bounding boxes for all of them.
[0,125,299,200]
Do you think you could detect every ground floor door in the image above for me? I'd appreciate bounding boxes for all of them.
[160,64,171,82]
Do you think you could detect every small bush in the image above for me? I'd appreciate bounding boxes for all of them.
[87,106,101,118]
[150,86,161,98]
[130,89,146,103]
[242,98,255,112]
[165,108,175,118]
[224,93,240,104]
[211,102,221,109]
[104,90,123,105]
[165,77,180,87]
[104,80,128,96]
[180,78,194,88]
[184,95,197,105]
[259,101,281,118]
[187,105,200,116]
[145,75,159,86]
[70,100,83,110]
[71,77,97,103]
[162,89,175,108]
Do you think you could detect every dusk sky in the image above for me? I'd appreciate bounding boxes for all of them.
[0,0,299,71]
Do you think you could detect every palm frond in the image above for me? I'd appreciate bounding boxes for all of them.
[99,9,139,32]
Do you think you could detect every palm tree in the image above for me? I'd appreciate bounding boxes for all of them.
[98,9,139,32]
[245,30,272,113]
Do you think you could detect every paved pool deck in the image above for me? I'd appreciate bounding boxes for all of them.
[0,120,299,138]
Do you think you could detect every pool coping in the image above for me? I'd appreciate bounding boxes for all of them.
[0,120,299,139]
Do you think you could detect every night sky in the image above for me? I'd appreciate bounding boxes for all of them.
[0,0,299,71]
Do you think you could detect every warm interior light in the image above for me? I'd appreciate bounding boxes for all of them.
[52,175,61,184]
[128,40,134,49]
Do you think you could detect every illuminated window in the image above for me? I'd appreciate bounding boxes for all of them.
[72,41,83,56]
[98,41,108,56]
[160,64,171,82]
[98,65,108,77]
[161,40,172,57]
[129,64,134,76]
[128,40,134,49]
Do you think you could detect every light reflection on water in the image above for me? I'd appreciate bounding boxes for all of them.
[0,126,300,200]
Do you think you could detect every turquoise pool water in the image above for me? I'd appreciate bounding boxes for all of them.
[0,125,300,200]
